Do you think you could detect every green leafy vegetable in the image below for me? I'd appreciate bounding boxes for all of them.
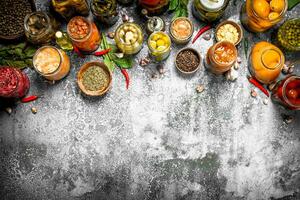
[288,0,300,10]
[168,0,189,20]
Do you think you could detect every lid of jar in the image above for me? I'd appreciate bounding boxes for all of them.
[199,0,226,11]
[147,17,165,33]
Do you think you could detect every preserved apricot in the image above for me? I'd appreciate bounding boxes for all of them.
[270,0,284,12]
[253,0,270,18]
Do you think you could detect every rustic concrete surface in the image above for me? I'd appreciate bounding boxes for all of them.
[1,0,300,200]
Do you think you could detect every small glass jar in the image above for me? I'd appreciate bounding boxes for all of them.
[33,46,70,81]
[0,67,30,98]
[205,41,237,75]
[272,75,300,110]
[241,0,287,32]
[51,0,89,20]
[146,16,165,34]
[249,41,284,84]
[138,0,169,15]
[170,17,194,44]
[148,31,171,62]
[277,18,300,51]
[24,12,58,44]
[192,0,230,22]
[114,22,143,55]
[67,16,101,52]
[91,0,119,26]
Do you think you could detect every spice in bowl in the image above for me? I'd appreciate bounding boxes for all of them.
[170,17,193,44]
[77,62,112,96]
[215,21,242,45]
[176,48,201,74]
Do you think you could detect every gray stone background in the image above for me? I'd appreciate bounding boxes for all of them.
[0,0,300,199]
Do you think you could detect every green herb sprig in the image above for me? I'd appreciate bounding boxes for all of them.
[169,0,189,20]
[288,0,300,10]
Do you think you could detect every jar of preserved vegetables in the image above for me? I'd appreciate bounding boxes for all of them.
[148,31,171,62]
[114,22,143,55]
[192,0,230,22]
[241,0,287,32]
[277,18,300,51]
[51,0,89,20]
[138,0,169,15]
[91,0,119,26]
[67,16,101,52]
[24,12,59,44]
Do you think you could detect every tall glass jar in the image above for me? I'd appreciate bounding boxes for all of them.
[33,46,70,81]
[138,0,169,15]
[91,0,119,26]
[51,0,89,20]
[241,0,287,32]
[206,41,237,75]
[249,41,284,84]
[272,75,300,110]
[192,0,230,22]
[24,12,59,44]
[67,16,101,52]
[148,31,171,62]
[0,67,30,98]
[114,22,143,55]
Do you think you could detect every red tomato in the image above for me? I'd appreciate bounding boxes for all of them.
[140,0,160,6]
[287,89,298,100]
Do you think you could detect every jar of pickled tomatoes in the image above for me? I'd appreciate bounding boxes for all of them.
[138,0,169,15]
[241,0,287,32]
[249,41,284,84]
[67,16,101,52]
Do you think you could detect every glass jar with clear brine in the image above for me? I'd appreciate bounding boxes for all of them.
[91,0,119,26]
[192,0,230,22]
[51,0,89,20]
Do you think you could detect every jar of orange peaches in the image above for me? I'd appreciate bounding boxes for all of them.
[241,0,287,32]
[249,41,284,84]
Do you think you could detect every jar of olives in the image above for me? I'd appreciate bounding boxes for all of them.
[114,22,143,55]
[24,12,58,44]
[138,0,169,15]
[241,0,287,32]
[192,0,230,22]
[148,31,171,62]
[277,18,300,51]
[51,0,89,20]
[91,0,119,26]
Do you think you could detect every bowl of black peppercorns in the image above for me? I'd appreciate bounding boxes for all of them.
[175,48,202,74]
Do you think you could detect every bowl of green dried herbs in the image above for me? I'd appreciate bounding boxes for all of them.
[77,61,112,96]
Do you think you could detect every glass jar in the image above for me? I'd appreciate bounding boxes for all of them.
[272,75,300,110]
[146,16,165,34]
[205,41,237,75]
[91,0,119,26]
[24,12,58,44]
[277,18,300,51]
[51,0,89,20]
[192,0,230,22]
[114,22,143,55]
[241,0,287,32]
[0,67,30,98]
[170,17,194,44]
[148,31,171,62]
[138,0,169,15]
[249,41,284,84]
[67,16,101,52]
[33,46,70,81]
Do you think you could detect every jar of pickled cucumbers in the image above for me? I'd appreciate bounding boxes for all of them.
[277,18,300,51]
[91,0,119,26]
[192,0,230,22]
[241,0,287,32]
[51,0,89,20]
[138,0,169,15]
[114,22,143,55]
[148,31,171,62]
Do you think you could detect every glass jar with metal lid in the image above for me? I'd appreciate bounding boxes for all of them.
[192,0,230,22]
[51,0,89,20]
[24,12,58,44]
[146,16,165,34]
[114,22,143,55]
[91,0,119,26]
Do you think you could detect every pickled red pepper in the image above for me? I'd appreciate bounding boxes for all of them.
[94,48,111,56]
[192,24,211,44]
[248,76,270,97]
[21,95,38,103]
[120,68,130,89]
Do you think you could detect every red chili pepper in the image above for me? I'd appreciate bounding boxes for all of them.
[247,76,270,97]
[120,68,130,90]
[94,48,111,56]
[192,24,212,44]
[73,45,85,58]
[21,95,38,103]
